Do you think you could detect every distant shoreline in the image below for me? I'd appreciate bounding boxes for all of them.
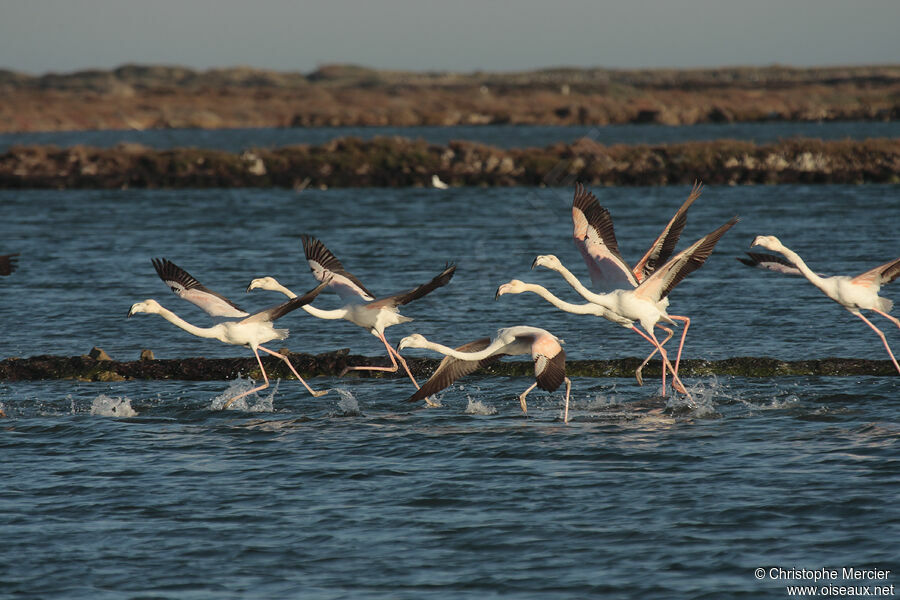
[2,137,898,188]
[1,63,898,133]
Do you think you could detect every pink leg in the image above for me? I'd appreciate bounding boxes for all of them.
[222,347,271,410]
[636,325,673,386]
[632,327,692,402]
[856,312,900,375]
[258,345,329,397]
[341,332,421,389]
[562,377,571,424]
[668,315,691,378]
[518,382,538,415]
[872,308,900,331]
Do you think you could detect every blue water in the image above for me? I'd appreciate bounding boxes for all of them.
[1,181,898,598]
[2,120,900,153]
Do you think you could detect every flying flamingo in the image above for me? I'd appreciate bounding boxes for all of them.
[750,235,900,374]
[398,326,571,422]
[149,257,332,404]
[532,217,739,400]
[0,253,20,276]
[129,280,332,409]
[570,182,703,383]
[246,234,456,395]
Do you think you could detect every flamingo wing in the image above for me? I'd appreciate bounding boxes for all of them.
[0,253,20,276]
[571,183,637,290]
[533,347,566,392]
[737,252,803,276]
[151,258,249,318]
[367,264,456,309]
[634,217,739,302]
[851,256,900,287]
[632,181,703,282]
[301,234,376,302]
[406,337,504,403]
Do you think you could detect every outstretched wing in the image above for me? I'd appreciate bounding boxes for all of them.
[151,258,248,318]
[534,348,566,393]
[571,183,638,291]
[635,217,739,302]
[0,253,20,276]
[851,256,900,287]
[241,279,330,323]
[406,337,504,403]
[738,252,803,276]
[367,264,456,309]
[301,234,376,302]
[632,181,703,282]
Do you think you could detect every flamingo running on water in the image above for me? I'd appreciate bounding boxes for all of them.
[569,182,703,384]
[0,253,20,276]
[531,217,739,401]
[750,235,900,374]
[246,235,456,396]
[139,257,333,407]
[398,326,571,422]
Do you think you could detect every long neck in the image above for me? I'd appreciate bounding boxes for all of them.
[155,306,220,340]
[268,283,348,320]
[416,339,501,361]
[774,244,829,291]
[519,282,609,316]
[544,261,616,309]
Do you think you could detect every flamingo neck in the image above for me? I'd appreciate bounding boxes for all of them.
[520,282,610,315]
[547,260,614,306]
[775,244,829,291]
[266,282,348,320]
[415,339,498,361]
[154,306,219,340]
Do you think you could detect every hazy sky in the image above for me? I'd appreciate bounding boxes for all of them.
[1,0,898,75]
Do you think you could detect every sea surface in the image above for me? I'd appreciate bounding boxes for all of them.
[1,129,898,598]
[2,120,900,153]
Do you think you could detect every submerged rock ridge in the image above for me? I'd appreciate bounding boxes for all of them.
[0,353,895,381]
[2,137,899,188]
[1,64,899,132]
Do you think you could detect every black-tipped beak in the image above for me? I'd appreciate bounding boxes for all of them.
[494,289,502,300]
[530,257,538,270]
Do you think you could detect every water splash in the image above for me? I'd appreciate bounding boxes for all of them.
[668,376,724,418]
[90,395,138,418]
[464,396,497,415]
[210,376,276,412]
[335,388,361,416]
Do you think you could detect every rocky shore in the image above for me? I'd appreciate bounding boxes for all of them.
[0,352,895,382]
[2,136,899,189]
[2,64,899,132]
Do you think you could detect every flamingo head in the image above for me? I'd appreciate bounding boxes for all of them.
[398,334,428,351]
[246,276,282,293]
[750,235,783,251]
[127,299,162,318]
[495,279,527,299]
[532,254,563,271]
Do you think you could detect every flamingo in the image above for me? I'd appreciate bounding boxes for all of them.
[570,182,703,382]
[128,280,332,409]
[750,235,900,374]
[246,234,456,395]
[398,326,571,422]
[148,257,332,405]
[532,217,739,401]
[0,253,19,276]
[431,174,449,189]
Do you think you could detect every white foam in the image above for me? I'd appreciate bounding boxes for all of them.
[335,388,361,415]
[90,394,138,418]
[210,376,276,412]
[464,396,497,415]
